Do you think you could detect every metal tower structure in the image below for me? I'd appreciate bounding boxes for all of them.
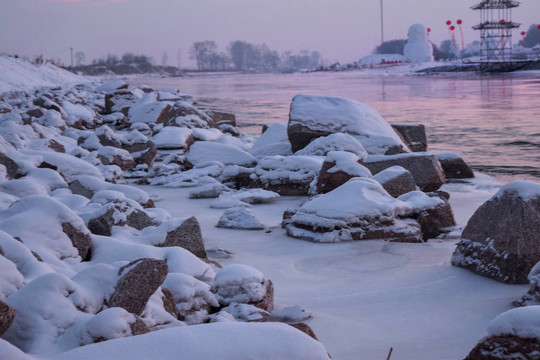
[472,0,521,71]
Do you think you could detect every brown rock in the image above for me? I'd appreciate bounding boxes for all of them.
[372,166,417,198]
[165,101,212,128]
[62,222,92,261]
[69,179,95,199]
[0,152,20,179]
[451,183,540,284]
[464,335,540,360]
[161,288,178,318]
[158,216,207,259]
[289,323,319,341]
[253,279,274,312]
[96,150,136,171]
[108,258,169,315]
[104,90,139,115]
[287,123,331,153]
[391,123,427,152]
[48,139,66,153]
[316,161,358,194]
[365,153,446,192]
[129,315,150,336]
[0,300,16,336]
[415,193,456,240]
[204,110,237,128]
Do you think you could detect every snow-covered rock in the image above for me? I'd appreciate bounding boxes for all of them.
[185,141,257,168]
[365,152,446,192]
[372,165,417,197]
[217,206,266,230]
[295,133,368,158]
[452,181,540,284]
[391,123,427,152]
[316,151,371,194]
[435,152,475,179]
[287,94,409,154]
[152,126,194,150]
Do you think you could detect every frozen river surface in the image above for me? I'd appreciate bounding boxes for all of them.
[135,71,540,182]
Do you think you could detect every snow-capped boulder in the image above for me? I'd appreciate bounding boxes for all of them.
[0,300,16,336]
[250,155,324,196]
[217,207,265,230]
[152,127,194,150]
[435,152,475,179]
[514,262,540,306]
[365,152,446,192]
[316,151,371,194]
[248,123,292,160]
[97,80,128,92]
[104,89,143,115]
[108,258,169,316]
[185,142,257,168]
[295,133,368,158]
[0,195,93,263]
[213,264,274,312]
[451,181,540,284]
[85,193,154,236]
[287,94,409,154]
[156,216,207,259]
[372,165,417,197]
[189,182,225,199]
[162,273,218,324]
[204,110,237,128]
[391,123,427,152]
[464,306,540,360]
[284,177,422,243]
[96,146,136,171]
[398,190,455,240]
[231,189,280,204]
[119,130,157,168]
[165,101,212,128]
[128,96,171,125]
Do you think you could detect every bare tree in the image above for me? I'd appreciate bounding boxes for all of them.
[161,51,169,67]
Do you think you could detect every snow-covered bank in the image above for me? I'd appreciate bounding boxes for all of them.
[0,55,88,93]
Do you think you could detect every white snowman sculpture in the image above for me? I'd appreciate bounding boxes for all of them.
[403,24,433,62]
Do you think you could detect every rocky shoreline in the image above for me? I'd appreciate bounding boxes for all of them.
[0,74,538,359]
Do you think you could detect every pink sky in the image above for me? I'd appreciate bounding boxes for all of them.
[1,0,539,67]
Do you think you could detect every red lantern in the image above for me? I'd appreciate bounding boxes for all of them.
[427,28,431,33]
[521,31,526,36]
[499,19,506,24]
[446,20,452,26]
[457,19,462,25]
[537,24,540,30]
[450,25,455,31]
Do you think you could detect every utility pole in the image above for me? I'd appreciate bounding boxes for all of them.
[380,0,384,44]
[70,47,74,68]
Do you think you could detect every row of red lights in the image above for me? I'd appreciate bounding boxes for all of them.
[426,20,540,35]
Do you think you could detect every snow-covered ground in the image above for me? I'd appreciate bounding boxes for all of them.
[144,173,528,360]
[0,55,88,93]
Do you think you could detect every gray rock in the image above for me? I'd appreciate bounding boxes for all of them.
[365,153,446,192]
[391,123,427,152]
[104,90,139,115]
[165,101,212,128]
[414,192,456,240]
[217,207,265,230]
[158,216,207,259]
[435,152,475,179]
[451,182,540,284]
[108,258,169,316]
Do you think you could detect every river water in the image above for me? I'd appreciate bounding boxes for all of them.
[134,71,540,183]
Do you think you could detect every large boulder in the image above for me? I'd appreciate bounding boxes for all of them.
[391,123,427,152]
[217,207,266,230]
[104,89,142,115]
[451,181,540,284]
[364,152,446,192]
[287,94,409,154]
[185,142,257,168]
[152,127,194,150]
[284,177,423,243]
[107,258,169,316]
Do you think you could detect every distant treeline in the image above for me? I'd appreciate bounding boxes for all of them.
[189,40,322,72]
